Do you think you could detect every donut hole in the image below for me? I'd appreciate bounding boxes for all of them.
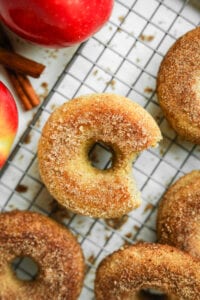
[88,141,114,170]
[139,289,168,300]
[11,256,39,281]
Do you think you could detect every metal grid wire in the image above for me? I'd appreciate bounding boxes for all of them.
[0,0,200,298]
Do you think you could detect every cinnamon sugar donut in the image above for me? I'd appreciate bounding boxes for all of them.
[157,27,200,144]
[0,210,84,300]
[38,93,161,218]
[95,243,200,300]
[157,170,200,260]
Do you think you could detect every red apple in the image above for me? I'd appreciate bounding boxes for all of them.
[0,0,114,47]
[0,82,18,168]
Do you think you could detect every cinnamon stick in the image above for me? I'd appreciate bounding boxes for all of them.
[0,25,42,110]
[17,75,40,107]
[0,48,45,78]
[8,71,32,110]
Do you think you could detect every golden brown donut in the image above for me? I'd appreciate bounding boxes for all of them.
[157,27,200,144]
[0,210,84,300]
[95,243,200,300]
[157,170,200,260]
[38,93,161,218]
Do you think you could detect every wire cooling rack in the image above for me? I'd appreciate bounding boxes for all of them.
[0,0,200,298]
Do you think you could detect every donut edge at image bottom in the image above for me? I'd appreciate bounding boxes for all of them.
[94,243,200,300]
[0,210,85,300]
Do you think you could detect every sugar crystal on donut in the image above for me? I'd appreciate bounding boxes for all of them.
[38,93,162,218]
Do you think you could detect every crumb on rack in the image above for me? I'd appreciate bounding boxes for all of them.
[18,154,24,160]
[118,15,125,22]
[133,225,140,232]
[93,69,98,76]
[87,254,95,265]
[159,148,165,156]
[155,113,163,124]
[15,184,28,193]
[41,82,48,89]
[105,215,128,230]
[41,82,49,95]
[125,232,132,239]
[158,139,169,156]
[85,254,96,273]
[50,199,71,222]
[39,82,49,101]
[8,204,15,209]
[107,79,116,90]
[123,239,132,247]
[143,203,154,214]
[144,87,154,93]
[77,219,83,225]
[139,34,155,42]
[105,234,110,242]
[23,133,32,144]
[136,238,145,243]
[35,118,41,128]
[117,27,122,32]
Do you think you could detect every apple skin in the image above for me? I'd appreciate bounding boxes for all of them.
[0,82,18,168]
[0,0,114,47]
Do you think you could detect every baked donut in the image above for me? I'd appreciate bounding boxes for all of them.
[38,93,161,218]
[157,27,200,144]
[95,243,200,300]
[0,210,84,300]
[157,170,200,260]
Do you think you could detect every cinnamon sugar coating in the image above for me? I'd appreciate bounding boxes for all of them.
[0,210,84,300]
[157,27,200,144]
[157,170,200,260]
[38,93,161,218]
[95,243,200,300]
